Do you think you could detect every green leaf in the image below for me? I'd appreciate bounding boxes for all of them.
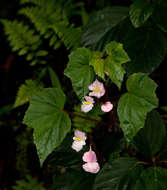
[133,110,166,157]
[153,3,167,32]
[64,48,95,100]
[48,67,61,89]
[23,88,71,165]
[104,41,130,89]
[90,52,105,80]
[124,28,167,75]
[130,0,155,28]
[73,104,104,132]
[68,170,95,190]
[14,80,43,108]
[93,157,143,190]
[117,73,158,144]
[82,7,129,47]
[134,167,167,190]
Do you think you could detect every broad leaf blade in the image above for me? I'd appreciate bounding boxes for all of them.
[133,110,166,157]
[93,157,143,190]
[134,167,167,190]
[82,7,129,47]
[130,0,155,28]
[117,73,158,143]
[23,88,71,165]
[64,48,95,100]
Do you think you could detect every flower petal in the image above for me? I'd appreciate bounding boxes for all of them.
[82,162,100,173]
[82,148,97,162]
[74,130,86,140]
[81,103,93,113]
[101,102,113,112]
[72,141,83,152]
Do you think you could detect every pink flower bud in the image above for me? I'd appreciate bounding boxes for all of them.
[101,102,113,112]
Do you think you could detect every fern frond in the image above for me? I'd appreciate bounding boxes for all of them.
[54,24,82,50]
[12,175,45,190]
[14,80,43,108]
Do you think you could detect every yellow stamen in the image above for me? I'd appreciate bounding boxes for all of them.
[75,137,82,141]
[94,87,100,92]
[84,101,91,105]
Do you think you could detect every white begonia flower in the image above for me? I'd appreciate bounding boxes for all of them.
[81,96,94,113]
[88,79,105,98]
[72,130,87,152]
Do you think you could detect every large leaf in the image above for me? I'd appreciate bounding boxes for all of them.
[23,88,71,165]
[153,2,167,32]
[64,48,95,100]
[104,41,130,89]
[133,110,166,157]
[124,28,167,75]
[117,73,158,143]
[93,157,143,190]
[130,0,155,28]
[134,167,167,190]
[82,7,129,47]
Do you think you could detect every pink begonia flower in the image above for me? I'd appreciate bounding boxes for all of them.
[72,130,87,152]
[88,79,105,98]
[101,102,113,112]
[82,162,100,174]
[82,147,100,174]
[81,96,94,113]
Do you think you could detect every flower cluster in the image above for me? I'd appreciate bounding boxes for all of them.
[81,79,113,113]
[71,130,100,173]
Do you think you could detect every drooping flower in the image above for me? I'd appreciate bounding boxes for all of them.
[88,79,105,98]
[82,147,100,174]
[72,130,87,152]
[81,96,94,113]
[101,102,113,112]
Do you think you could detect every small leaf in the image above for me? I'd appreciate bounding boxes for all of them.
[130,0,155,28]
[23,88,71,165]
[93,157,143,190]
[64,48,95,100]
[133,110,166,157]
[14,80,43,108]
[104,41,130,89]
[117,73,158,143]
[134,167,167,190]
[89,52,105,80]
[48,67,61,89]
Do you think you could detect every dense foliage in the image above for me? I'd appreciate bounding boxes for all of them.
[1,0,167,189]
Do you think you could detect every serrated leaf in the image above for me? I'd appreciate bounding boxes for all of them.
[23,88,71,165]
[48,67,61,89]
[82,7,129,47]
[73,104,104,132]
[130,0,155,28]
[133,110,166,157]
[68,170,95,190]
[14,80,43,108]
[93,157,143,190]
[124,28,167,75]
[104,41,130,89]
[117,73,158,144]
[134,167,167,190]
[64,48,95,100]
